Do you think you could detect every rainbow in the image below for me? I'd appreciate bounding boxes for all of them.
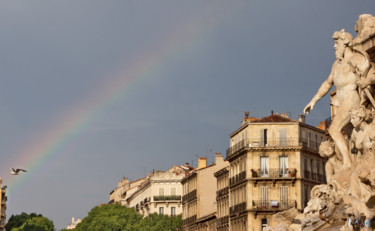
[3,2,241,197]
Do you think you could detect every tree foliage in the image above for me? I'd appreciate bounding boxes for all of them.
[72,203,182,231]
[139,213,182,231]
[74,203,142,231]
[19,216,55,231]
[5,212,48,231]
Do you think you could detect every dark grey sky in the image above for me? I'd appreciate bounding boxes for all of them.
[0,0,373,229]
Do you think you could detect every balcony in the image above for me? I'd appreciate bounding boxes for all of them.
[182,215,197,226]
[153,195,181,201]
[182,190,197,203]
[216,187,229,198]
[216,216,229,226]
[227,138,319,159]
[303,170,326,183]
[250,168,297,186]
[230,202,247,215]
[229,171,246,187]
[250,200,296,217]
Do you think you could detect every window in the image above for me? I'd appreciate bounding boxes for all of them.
[280,186,288,208]
[261,129,268,146]
[261,218,268,231]
[304,158,309,178]
[159,207,164,215]
[171,207,176,216]
[159,188,164,196]
[279,156,288,176]
[279,128,287,146]
[304,186,309,207]
[260,156,269,177]
[171,187,176,196]
[260,186,269,207]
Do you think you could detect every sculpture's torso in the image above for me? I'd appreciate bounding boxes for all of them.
[331,59,360,107]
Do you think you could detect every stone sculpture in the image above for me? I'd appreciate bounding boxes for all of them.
[354,14,375,45]
[266,14,375,231]
[304,28,371,169]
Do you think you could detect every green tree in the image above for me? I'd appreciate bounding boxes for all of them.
[74,203,143,231]
[73,203,182,231]
[18,216,54,231]
[5,212,42,231]
[139,214,182,231]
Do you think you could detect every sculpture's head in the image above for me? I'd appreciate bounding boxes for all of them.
[319,140,335,158]
[332,29,353,60]
[350,106,367,128]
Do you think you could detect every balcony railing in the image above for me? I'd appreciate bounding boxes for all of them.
[251,168,297,178]
[182,190,197,203]
[229,171,246,186]
[227,138,321,158]
[217,187,229,198]
[251,200,296,211]
[230,202,247,214]
[182,215,197,226]
[153,195,181,201]
[216,216,229,226]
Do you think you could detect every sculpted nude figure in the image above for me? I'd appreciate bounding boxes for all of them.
[319,140,342,183]
[304,29,370,168]
[349,106,374,154]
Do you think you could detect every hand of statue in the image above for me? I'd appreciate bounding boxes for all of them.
[304,101,315,114]
[357,78,371,89]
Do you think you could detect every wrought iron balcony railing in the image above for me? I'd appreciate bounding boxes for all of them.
[227,138,322,158]
[251,200,296,211]
[251,168,297,178]
[182,190,197,203]
[153,195,181,201]
[216,187,229,198]
[182,215,197,226]
[230,202,247,214]
[216,216,229,226]
[229,171,246,186]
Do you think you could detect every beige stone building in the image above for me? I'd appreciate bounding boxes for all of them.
[0,179,6,231]
[182,153,229,231]
[109,177,131,204]
[215,166,229,231]
[109,177,147,205]
[126,165,191,216]
[225,112,326,231]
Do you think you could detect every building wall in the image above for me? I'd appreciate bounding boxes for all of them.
[126,166,186,217]
[109,177,130,203]
[182,154,229,231]
[0,179,6,231]
[227,114,326,231]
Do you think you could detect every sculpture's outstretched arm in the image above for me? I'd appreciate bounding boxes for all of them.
[304,77,333,114]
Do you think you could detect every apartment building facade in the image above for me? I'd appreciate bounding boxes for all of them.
[125,165,192,216]
[0,179,6,231]
[215,166,229,231]
[225,112,327,231]
[182,153,229,231]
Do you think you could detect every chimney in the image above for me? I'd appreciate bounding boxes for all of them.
[298,114,306,123]
[215,153,224,164]
[198,157,207,169]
